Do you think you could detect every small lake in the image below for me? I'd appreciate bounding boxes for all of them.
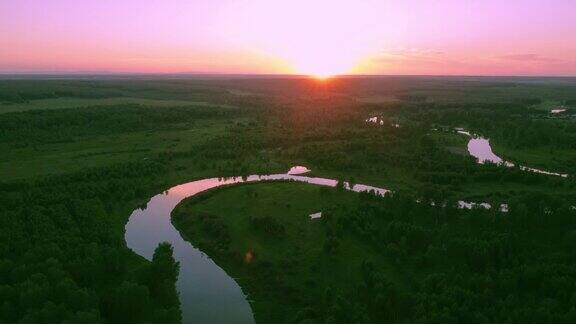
[124,167,389,324]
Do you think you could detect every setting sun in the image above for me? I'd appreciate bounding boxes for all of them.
[219,0,378,76]
[292,55,351,78]
[310,73,332,80]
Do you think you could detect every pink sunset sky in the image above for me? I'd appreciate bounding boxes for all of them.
[1,0,575,76]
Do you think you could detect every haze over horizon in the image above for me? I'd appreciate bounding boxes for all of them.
[1,0,575,77]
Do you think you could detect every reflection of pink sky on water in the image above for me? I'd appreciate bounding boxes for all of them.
[461,130,568,177]
[468,137,504,164]
[126,167,392,324]
[129,161,565,323]
[287,165,311,175]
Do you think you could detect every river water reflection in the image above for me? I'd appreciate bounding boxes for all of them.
[125,164,516,323]
[125,114,573,322]
[125,167,390,324]
[457,129,568,178]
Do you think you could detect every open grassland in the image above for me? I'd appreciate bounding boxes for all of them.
[0,97,235,114]
[0,119,237,180]
[491,143,576,174]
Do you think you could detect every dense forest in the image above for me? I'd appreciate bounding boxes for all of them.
[0,159,180,322]
[174,182,576,323]
[1,76,576,323]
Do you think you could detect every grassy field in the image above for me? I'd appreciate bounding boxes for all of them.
[0,97,236,114]
[0,118,245,180]
[172,182,405,323]
[490,142,576,173]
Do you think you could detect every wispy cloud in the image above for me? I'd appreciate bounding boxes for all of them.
[385,47,445,58]
[498,54,561,63]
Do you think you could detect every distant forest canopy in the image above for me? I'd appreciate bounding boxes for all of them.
[2,76,576,104]
[0,76,576,323]
[0,104,236,144]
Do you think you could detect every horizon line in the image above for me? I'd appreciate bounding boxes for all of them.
[1,72,576,79]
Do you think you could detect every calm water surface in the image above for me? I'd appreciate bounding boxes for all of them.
[125,167,389,324]
[125,157,516,323]
[124,113,576,322]
[458,129,568,178]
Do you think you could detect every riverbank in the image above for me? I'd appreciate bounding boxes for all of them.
[171,179,576,323]
[171,181,405,322]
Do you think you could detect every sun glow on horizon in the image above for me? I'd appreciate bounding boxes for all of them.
[291,52,359,78]
[220,0,380,77]
[2,0,576,75]
[310,73,332,80]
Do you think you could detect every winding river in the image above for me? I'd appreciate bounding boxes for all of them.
[457,128,569,178]
[367,117,568,178]
[124,167,389,324]
[129,119,564,323]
